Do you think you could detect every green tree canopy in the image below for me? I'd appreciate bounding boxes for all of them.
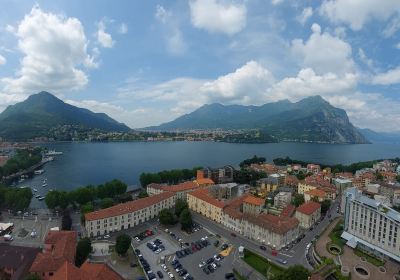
[44,190,69,210]
[137,189,149,199]
[234,168,267,185]
[239,155,266,168]
[2,187,32,212]
[159,209,177,225]
[175,198,189,217]
[24,273,41,280]
[180,208,193,230]
[292,193,305,207]
[100,197,115,209]
[80,202,94,214]
[321,200,331,214]
[116,234,131,256]
[75,237,92,267]
[139,167,202,187]
[397,175,400,183]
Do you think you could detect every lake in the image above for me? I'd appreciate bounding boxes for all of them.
[18,141,400,208]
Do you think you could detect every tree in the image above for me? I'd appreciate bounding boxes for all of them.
[61,210,72,230]
[292,194,305,207]
[159,209,176,225]
[137,189,149,199]
[376,173,384,181]
[271,265,310,280]
[321,200,331,215]
[3,187,32,212]
[44,190,69,210]
[175,199,189,217]
[100,197,115,209]
[116,234,131,256]
[239,155,266,168]
[81,202,94,214]
[296,171,306,180]
[75,237,92,267]
[24,273,41,280]
[180,208,193,230]
[396,175,400,183]
[284,265,310,280]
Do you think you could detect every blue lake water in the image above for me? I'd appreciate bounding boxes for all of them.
[18,141,400,208]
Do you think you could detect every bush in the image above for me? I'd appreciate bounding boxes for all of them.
[75,237,91,267]
[116,234,131,256]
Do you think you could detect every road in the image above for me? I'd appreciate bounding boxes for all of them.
[193,199,342,270]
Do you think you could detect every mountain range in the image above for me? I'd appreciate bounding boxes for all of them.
[146,96,369,144]
[0,91,130,140]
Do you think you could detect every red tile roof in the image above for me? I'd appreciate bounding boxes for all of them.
[85,192,174,221]
[243,195,264,206]
[30,231,77,274]
[50,261,124,280]
[80,262,124,280]
[296,201,321,215]
[188,189,225,208]
[243,213,299,234]
[305,188,327,198]
[280,204,296,217]
[161,182,198,192]
[194,178,215,185]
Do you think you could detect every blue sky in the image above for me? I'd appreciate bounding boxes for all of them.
[0,0,400,132]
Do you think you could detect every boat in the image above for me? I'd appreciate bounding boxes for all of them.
[18,178,25,183]
[42,183,47,187]
[38,196,45,201]
[45,150,63,156]
[33,188,38,192]
[34,169,45,175]
[35,194,40,198]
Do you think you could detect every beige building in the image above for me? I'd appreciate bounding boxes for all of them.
[274,192,292,209]
[298,181,317,195]
[187,189,224,223]
[190,191,300,250]
[295,201,321,229]
[85,192,175,237]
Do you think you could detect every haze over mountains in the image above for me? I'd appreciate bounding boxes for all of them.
[0,91,130,140]
[146,96,369,144]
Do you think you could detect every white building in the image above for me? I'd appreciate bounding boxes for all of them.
[85,192,175,237]
[341,187,400,262]
[274,192,292,209]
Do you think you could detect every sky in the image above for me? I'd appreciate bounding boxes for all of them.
[0,0,400,132]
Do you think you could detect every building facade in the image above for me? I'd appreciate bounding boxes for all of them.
[187,189,224,223]
[341,187,400,262]
[85,192,175,237]
[295,201,321,229]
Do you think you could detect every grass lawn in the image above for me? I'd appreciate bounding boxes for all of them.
[233,269,246,280]
[243,249,285,278]
[328,219,346,249]
[354,248,385,267]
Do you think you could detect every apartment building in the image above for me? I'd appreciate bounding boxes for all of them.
[274,192,292,209]
[190,191,299,250]
[187,189,224,223]
[295,201,321,229]
[85,192,175,237]
[341,187,400,262]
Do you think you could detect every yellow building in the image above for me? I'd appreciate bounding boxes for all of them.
[295,201,321,229]
[297,181,317,195]
[187,189,224,223]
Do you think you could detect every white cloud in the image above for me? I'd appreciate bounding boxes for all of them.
[271,0,283,5]
[97,20,115,48]
[291,23,354,75]
[189,0,247,35]
[155,5,187,55]
[200,61,275,104]
[297,7,313,25]
[383,16,400,37]
[372,67,400,85]
[5,24,15,33]
[358,48,374,70]
[396,42,400,49]
[320,0,400,31]
[0,54,6,65]
[118,23,128,34]
[1,6,96,96]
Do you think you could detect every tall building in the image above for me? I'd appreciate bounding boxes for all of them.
[203,165,235,184]
[341,187,400,262]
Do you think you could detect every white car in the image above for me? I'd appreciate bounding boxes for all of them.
[211,263,217,269]
[165,228,169,232]
[103,234,110,239]
[214,255,221,261]
[134,237,141,242]
[155,248,162,254]
[176,267,182,273]
[161,264,168,272]
[199,261,206,268]
[168,272,175,279]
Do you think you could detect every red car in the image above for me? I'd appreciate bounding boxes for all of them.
[271,250,278,256]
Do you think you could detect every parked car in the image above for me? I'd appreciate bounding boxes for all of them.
[277,258,288,264]
[157,271,164,278]
[167,272,174,279]
[259,245,266,251]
